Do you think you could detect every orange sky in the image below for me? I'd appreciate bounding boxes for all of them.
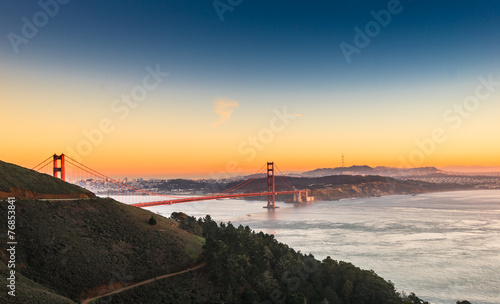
[2,25,500,178]
[3,71,500,178]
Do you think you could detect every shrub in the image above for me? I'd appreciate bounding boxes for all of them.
[149,215,157,225]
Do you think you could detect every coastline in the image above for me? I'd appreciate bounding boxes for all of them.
[306,182,474,203]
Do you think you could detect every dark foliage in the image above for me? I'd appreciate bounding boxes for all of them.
[171,212,203,236]
[149,215,157,225]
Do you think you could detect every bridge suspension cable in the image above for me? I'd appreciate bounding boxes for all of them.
[275,164,296,190]
[31,156,53,171]
[214,164,266,195]
[64,156,184,199]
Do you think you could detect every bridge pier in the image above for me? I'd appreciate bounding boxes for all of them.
[293,190,314,204]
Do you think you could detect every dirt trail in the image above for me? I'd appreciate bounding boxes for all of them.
[82,262,206,304]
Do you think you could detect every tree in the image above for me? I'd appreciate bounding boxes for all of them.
[149,215,157,225]
[342,280,353,304]
[170,211,188,222]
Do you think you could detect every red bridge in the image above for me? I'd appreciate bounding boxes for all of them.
[32,154,313,209]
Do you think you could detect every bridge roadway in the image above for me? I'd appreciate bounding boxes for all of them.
[130,190,303,208]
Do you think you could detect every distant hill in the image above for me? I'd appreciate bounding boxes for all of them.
[301,165,441,178]
[301,165,374,177]
[439,165,500,172]
[438,166,500,176]
[0,160,95,199]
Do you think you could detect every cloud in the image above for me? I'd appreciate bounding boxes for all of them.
[211,98,239,127]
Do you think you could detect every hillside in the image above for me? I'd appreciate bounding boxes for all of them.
[0,198,204,303]
[0,262,75,304]
[0,160,204,303]
[0,160,94,199]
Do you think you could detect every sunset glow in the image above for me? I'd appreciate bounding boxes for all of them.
[2,1,500,178]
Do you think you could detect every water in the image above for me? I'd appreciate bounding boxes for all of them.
[110,190,500,304]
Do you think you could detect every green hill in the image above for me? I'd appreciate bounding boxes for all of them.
[0,198,204,302]
[0,197,204,303]
[0,160,94,199]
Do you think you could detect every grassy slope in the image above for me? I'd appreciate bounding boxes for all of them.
[0,263,75,304]
[0,198,204,302]
[0,160,203,302]
[0,160,94,199]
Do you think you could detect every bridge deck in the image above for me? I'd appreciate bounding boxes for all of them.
[130,190,303,208]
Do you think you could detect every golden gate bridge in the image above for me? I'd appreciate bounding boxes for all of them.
[31,154,313,209]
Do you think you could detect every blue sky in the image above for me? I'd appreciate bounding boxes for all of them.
[4,0,500,84]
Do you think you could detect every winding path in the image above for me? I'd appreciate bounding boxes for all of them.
[82,262,206,304]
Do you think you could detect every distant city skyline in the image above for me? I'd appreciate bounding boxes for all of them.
[2,1,500,178]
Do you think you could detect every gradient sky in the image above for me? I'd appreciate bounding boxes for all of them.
[2,0,500,178]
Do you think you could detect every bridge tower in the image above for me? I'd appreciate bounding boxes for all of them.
[53,154,66,181]
[264,162,279,208]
